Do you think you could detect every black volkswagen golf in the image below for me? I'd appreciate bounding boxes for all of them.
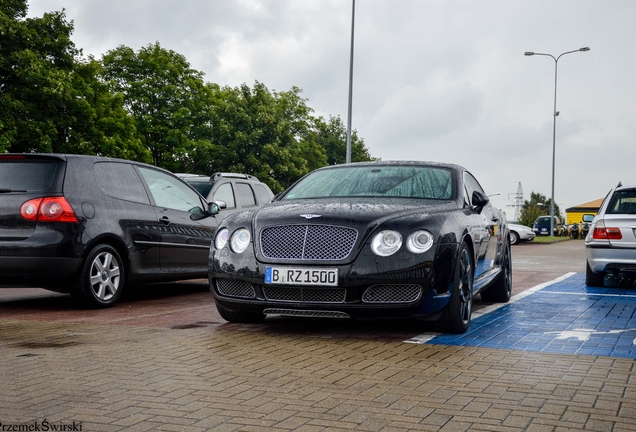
[0,153,220,308]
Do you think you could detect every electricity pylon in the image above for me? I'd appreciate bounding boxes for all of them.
[509,182,524,222]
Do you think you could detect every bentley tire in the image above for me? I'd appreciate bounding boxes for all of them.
[438,242,473,334]
[481,240,512,303]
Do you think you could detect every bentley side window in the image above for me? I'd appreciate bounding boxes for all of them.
[463,172,486,206]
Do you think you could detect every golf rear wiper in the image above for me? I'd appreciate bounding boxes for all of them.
[0,188,27,193]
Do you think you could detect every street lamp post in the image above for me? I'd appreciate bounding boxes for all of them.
[524,47,590,237]
[346,0,355,164]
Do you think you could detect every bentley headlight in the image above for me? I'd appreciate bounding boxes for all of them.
[230,228,251,253]
[371,230,402,256]
[215,228,229,250]
[406,230,434,253]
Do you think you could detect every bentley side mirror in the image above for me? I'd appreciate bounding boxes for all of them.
[471,190,490,212]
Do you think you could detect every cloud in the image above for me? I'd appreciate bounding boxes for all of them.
[26,0,636,211]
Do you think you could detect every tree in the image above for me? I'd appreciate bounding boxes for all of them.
[1,1,378,178]
[0,1,145,158]
[313,115,376,165]
[208,82,327,192]
[100,43,214,171]
[518,191,562,228]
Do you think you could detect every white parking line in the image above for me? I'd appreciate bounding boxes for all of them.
[538,291,636,299]
[404,272,577,344]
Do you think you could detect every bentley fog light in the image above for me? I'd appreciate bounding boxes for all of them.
[371,230,402,256]
[230,228,251,253]
[406,230,434,253]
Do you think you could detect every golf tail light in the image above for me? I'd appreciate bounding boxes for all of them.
[20,197,78,223]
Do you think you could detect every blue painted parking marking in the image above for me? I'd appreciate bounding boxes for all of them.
[406,272,636,359]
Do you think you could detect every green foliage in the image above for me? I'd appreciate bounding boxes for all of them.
[0,0,146,159]
[518,191,562,227]
[1,1,377,189]
[201,84,378,193]
[206,82,329,192]
[100,43,212,171]
[313,115,377,165]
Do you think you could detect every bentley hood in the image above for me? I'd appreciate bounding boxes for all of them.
[252,198,458,242]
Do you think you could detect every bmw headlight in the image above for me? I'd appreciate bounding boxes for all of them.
[371,230,402,256]
[406,230,434,253]
[215,228,229,250]
[230,228,251,253]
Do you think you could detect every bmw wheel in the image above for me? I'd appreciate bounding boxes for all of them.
[74,244,124,308]
[438,242,473,334]
[585,262,604,287]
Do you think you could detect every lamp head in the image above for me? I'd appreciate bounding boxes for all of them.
[579,47,590,52]
[524,52,535,56]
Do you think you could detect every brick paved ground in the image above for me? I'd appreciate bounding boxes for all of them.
[1,240,635,431]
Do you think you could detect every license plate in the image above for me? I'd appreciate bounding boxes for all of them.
[265,267,338,286]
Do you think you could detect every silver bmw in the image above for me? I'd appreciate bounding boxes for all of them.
[585,182,636,287]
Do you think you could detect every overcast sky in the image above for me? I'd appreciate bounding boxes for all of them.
[27,0,636,220]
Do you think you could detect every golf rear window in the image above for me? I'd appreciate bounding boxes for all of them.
[0,159,63,191]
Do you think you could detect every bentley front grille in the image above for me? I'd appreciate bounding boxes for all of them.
[362,284,422,303]
[264,308,350,319]
[216,279,256,299]
[263,286,346,303]
[260,224,357,260]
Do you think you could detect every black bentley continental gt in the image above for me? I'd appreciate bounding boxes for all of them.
[209,161,511,333]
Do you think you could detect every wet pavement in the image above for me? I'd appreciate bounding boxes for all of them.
[1,239,635,431]
[410,272,636,358]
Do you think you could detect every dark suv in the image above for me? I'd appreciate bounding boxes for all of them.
[533,215,562,236]
[178,172,274,220]
[0,154,220,308]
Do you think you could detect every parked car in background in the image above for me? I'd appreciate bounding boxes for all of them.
[508,223,535,245]
[177,173,274,221]
[533,215,562,236]
[585,182,636,287]
[0,154,221,308]
[209,161,512,334]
